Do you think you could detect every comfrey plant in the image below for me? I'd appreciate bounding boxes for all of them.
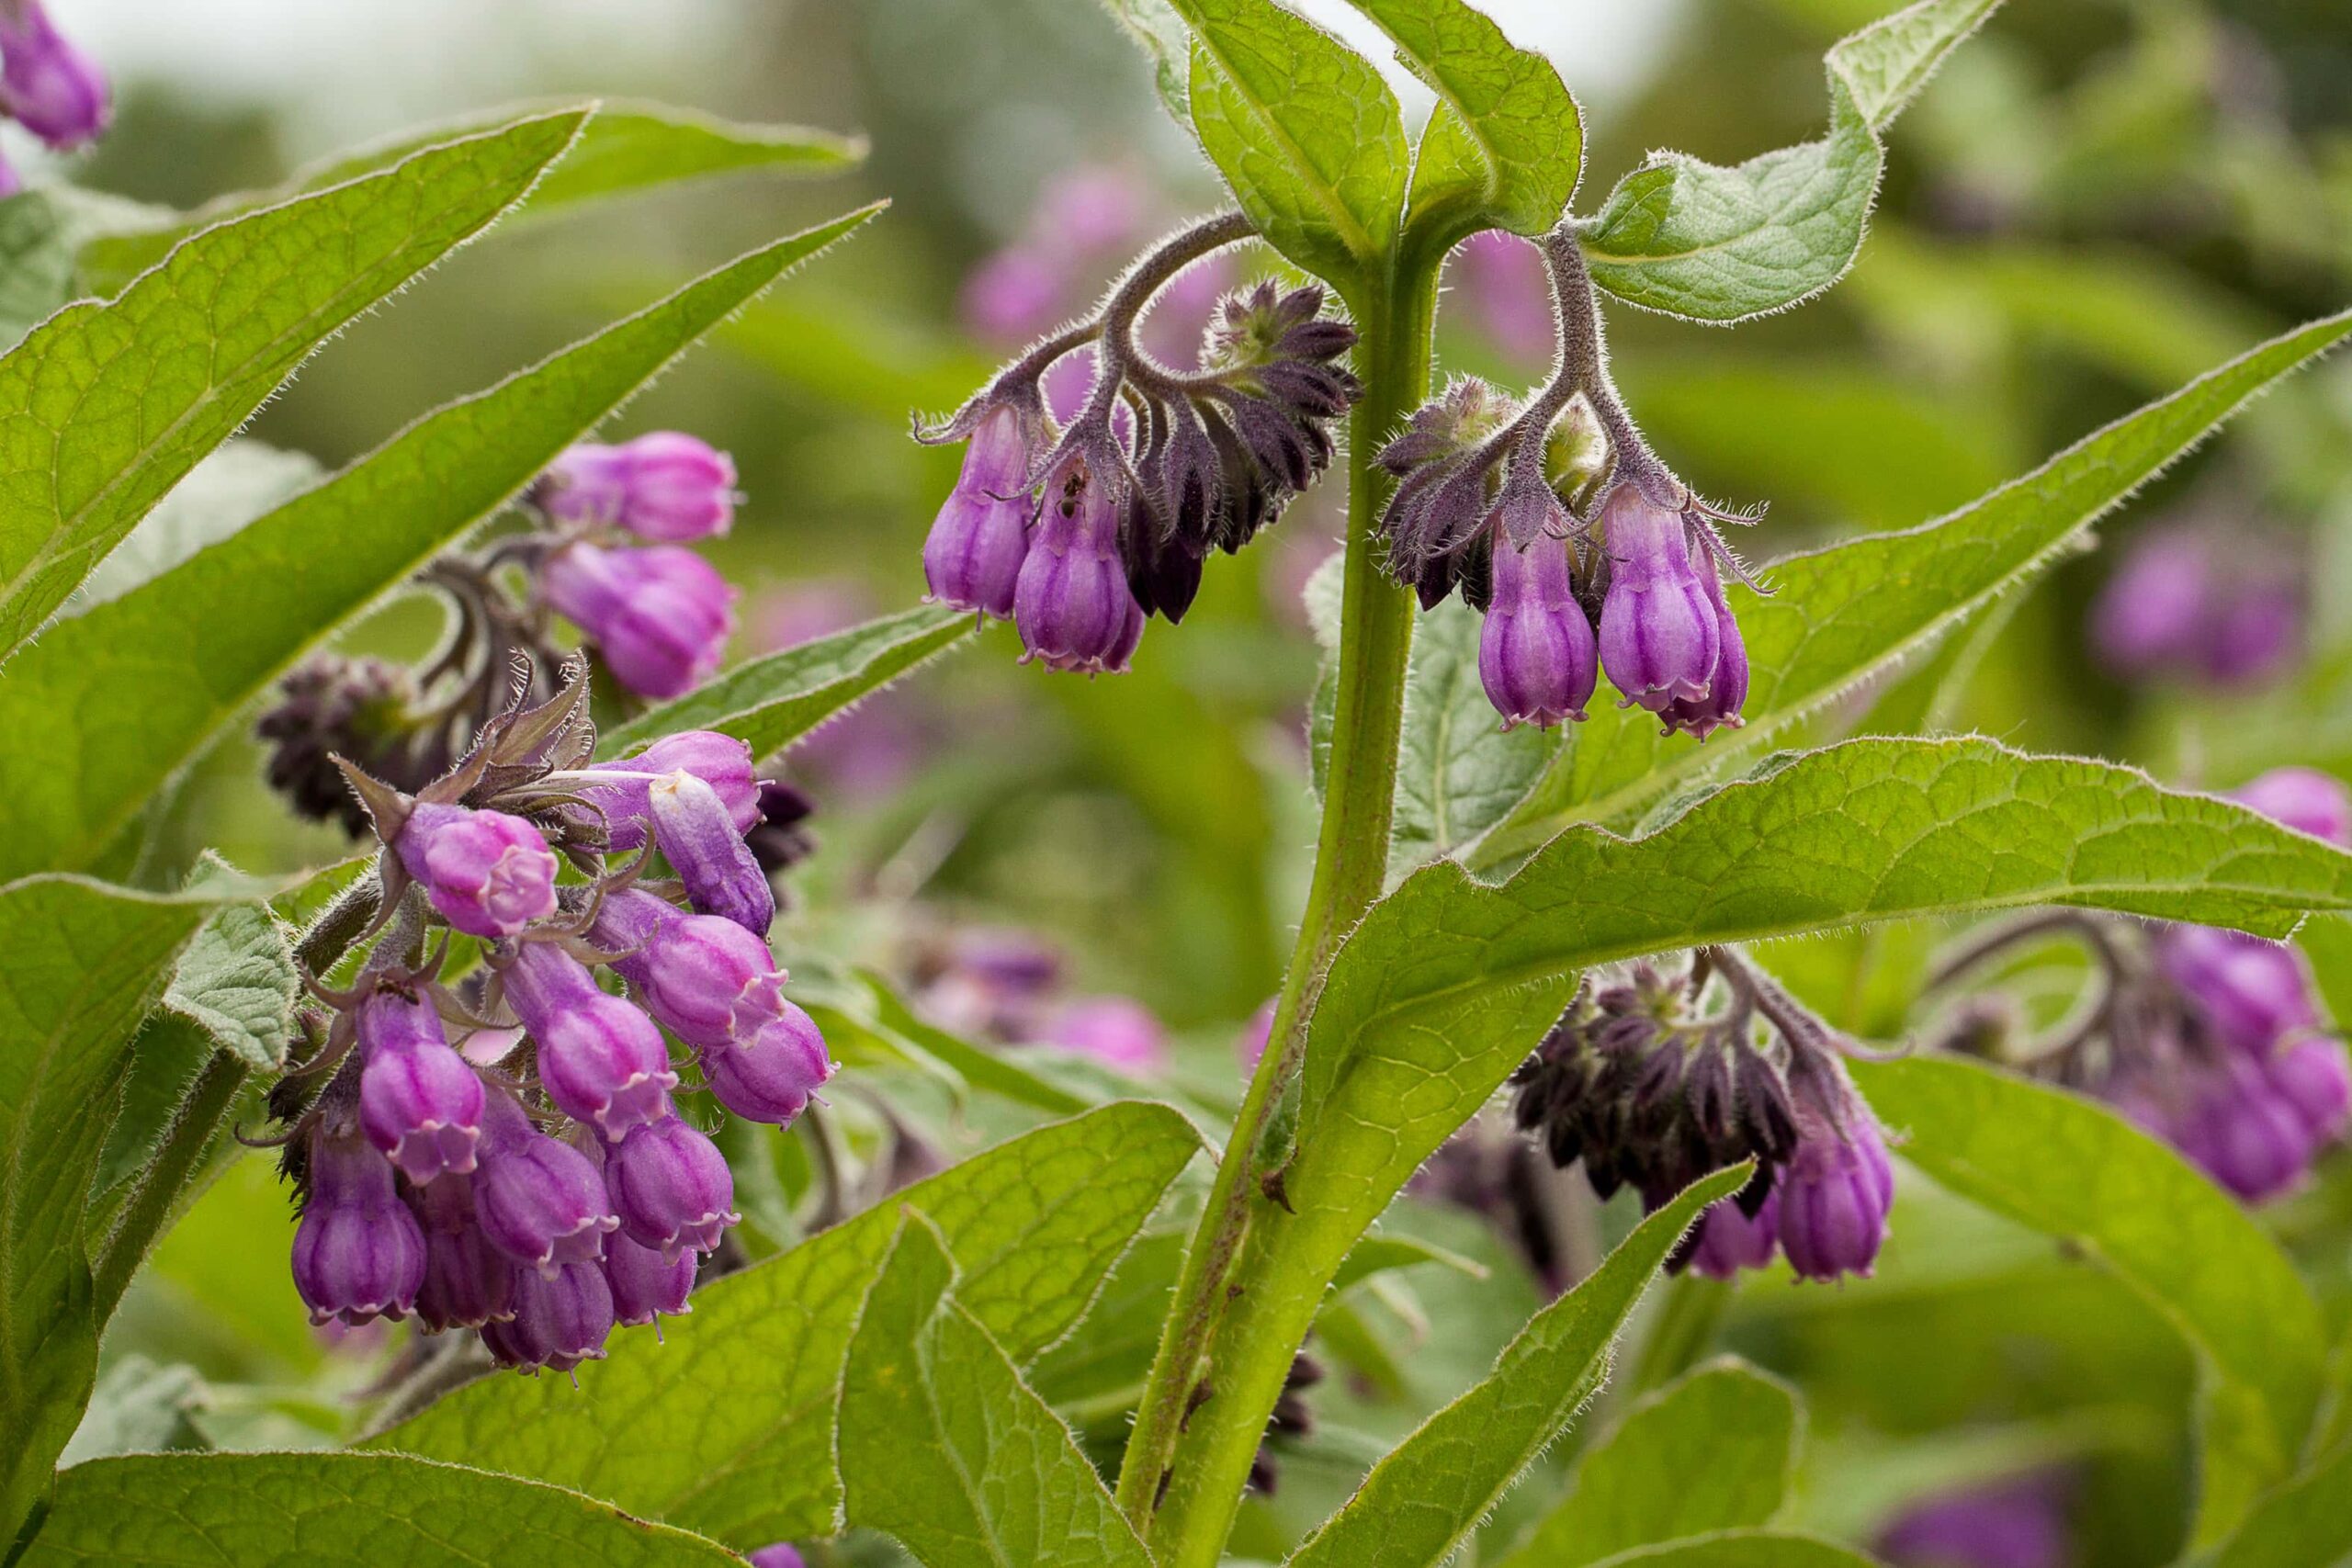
[10,5,2352,1568]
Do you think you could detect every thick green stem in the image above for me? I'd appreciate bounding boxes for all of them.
[1113,264,1436,1559]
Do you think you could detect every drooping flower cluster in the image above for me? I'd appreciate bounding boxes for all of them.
[260,431,763,834]
[1934,767,2351,1204]
[1510,949,1894,1282]
[0,0,108,192]
[1377,232,1760,738]
[2090,519,2303,689]
[275,671,834,1374]
[919,213,1360,673]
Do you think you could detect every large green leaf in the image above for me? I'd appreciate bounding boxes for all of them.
[155,894,295,1073]
[1581,0,2000,321]
[1853,1055,2327,1545]
[1495,1360,1800,1568]
[75,102,862,297]
[0,209,878,885]
[839,1216,1152,1568]
[0,109,586,660]
[1167,0,1408,284]
[1584,1534,1882,1568]
[1477,306,2352,864]
[18,1452,745,1567]
[596,602,970,761]
[1346,0,1580,242]
[1285,1168,1749,1568]
[0,875,244,1544]
[376,1102,1198,1544]
[2203,1436,2352,1568]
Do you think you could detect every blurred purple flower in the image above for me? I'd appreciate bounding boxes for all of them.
[2090,524,2302,688]
[1878,1474,2071,1568]
[1043,995,1169,1075]
[961,246,1065,346]
[1449,231,1552,360]
[0,0,108,150]
[1036,164,1147,256]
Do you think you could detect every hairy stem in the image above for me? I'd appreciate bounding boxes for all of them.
[1115,263,1435,1558]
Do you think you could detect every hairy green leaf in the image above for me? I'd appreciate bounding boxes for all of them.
[1347,0,1580,241]
[56,1355,202,1467]
[840,1216,1152,1567]
[1582,0,2000,321]
[64,441,322,613]
[0,189,162,350]
[1168,0,1407,283]
[18,1452,746,1567]
[0,108,586,660]
[157,897,295,1072]
[1480,307,2352,863]
[376,1102,1198,1544]
[0,209,878,885]
[0,875,242,1543]
[597,601,970,762]
[1854,1055,2327,1544]
[1285,1168,1750,1568]
[1496,1359,1799,1568]
[1097,0,1193,120]
[1584,1533,1883,1568]
[76,102,861,297]
[2203,1436,2352,1568]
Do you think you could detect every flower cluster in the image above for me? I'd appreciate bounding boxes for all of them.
[1377,234,1758,739]
[1935,767,2351,1204]
[276,672,834,1374]
[261,431,755,834]
[919,213,1360,672]
[2090,519,2302,689]
[1510,949,1894,1282]
[0,0,108,191]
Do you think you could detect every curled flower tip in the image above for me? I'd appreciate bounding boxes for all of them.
[539,540,735,700]
[1013,455,1145,673]
[924,402,1041,618]
[648,768,775,937]
[394,803,560,940]
[502,942,678,1141]
[291,1122,427,1327]
[1479,527,1597,730]
[535,433,738,543]
[602,1115,739,1263]
[470,1089,621,1275]
[0,1,108,149]
[355,988,485,1184]
[1596,483,1723,716]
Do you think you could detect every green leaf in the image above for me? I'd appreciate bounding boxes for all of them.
[1583,1533,1883,1568]
[17,1452,748,1567]
[1852,1055,2328,1545]
[1480,307,2352,862]
[1581,0,2002,321]
[55,1355,202,1467]
[2204,1436,2352,1568]
[799,968,1096,1116]
[1167,0,1408,283]
[75,102,862,297]
[1284,1167,1750,1568]
[839,1215,1153,1568]
[596,602,970,762]
[0,108,587,660]
[0,874,243,1544]
[156,897,295,1072]
[1389,592,1554,872]
[62,441,322,613]
[1097,0,1194,120]
[1494,1359,1800,1568]
[375,1102,1199,1544]
[0,190,164,350]
[1348,0,1581,242]
[0,208,879,885]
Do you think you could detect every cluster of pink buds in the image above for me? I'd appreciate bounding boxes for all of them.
[0,0,109,192]
[275,670,833,1374]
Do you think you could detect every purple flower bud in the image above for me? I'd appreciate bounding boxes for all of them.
[1657,549,1748,739]
[407,1176,515,1332]
[603,1232,697,1327]
[2159,925,2319,1055]
[1878,1475,2071,1568]
[602,1115,738,1263]
[701,1016,833,1125]
[591,888,775,1046]
[649,768,775,936]
[1041,995,1168,1075]
[749,1548,808,1568]
[2268,1036,2352,1145]
[1683,1190,1780,1281]
[582,729,760,852]
[2179,1055,2313,1201]
[490,1259,616,1373]
[1014,457,1139,673]
[1775,1084,1894,1281]
[1597,485,1721,714]
[502,942,677,1140]
[2231,766,2352,848]
[536,433,738,542]
[471,1090,619,1274]
[291,1124,426,1326]
[394,803,558,939]
[356,990,484,1184]
[0,1,108,150]
[541,540,735,700]
[923,406,1036,619]
[1480,530,1597,729]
